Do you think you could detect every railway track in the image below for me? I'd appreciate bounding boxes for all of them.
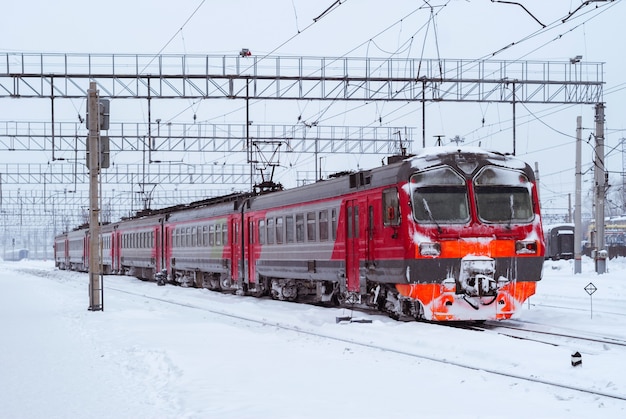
[479,320,626,350]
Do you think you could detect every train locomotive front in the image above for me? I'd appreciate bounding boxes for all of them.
[387,147,544,321]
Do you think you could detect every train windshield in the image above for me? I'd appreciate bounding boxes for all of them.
[410,167,470,223]
[474,166,534,223]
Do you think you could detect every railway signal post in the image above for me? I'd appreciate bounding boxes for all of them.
[87,82,104,311]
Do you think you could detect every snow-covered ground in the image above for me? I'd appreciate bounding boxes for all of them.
[1,257,625,419]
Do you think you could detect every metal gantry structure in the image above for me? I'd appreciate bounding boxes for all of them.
[0,121,414,155]
[0,53,602,103]
[0,52,605,257]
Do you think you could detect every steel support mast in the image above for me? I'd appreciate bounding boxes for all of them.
[87,82,103,310]
[594,103,606,274]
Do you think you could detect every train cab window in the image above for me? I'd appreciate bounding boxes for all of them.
[410,167,470,223]
[474,167,534,224]
[331,209,337,240]
[383,187,400,226]
[319,210,329,241]
[307,212,316,242]
[258,219,266,245]
[276,217,284,244]
[285,215,295,243]
[295,214,305,243]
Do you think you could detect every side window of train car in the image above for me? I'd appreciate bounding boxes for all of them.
[222,223,228,246]
[285,215,295,243]
[331,209,337,240]
[295,214,305,243]
[192,226,198,247]
[215,224,222,246]
[258,219,266,245]
[276,217,284,244]
[267,218,275,244]
[383,187,400,226]
[202,225,208,247]
[319,210,329,241]
[209,225,215,246]
[307,212,317,242]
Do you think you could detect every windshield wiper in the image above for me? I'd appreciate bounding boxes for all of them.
[422,198,442,233]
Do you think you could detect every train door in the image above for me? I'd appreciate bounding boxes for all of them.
[111,228,118,273]
[230,217,240,285]
[155,221,163,272]
[244,214,257,289]
[367,198,375,264]
[344,199,364,293]
[164,224,173,275]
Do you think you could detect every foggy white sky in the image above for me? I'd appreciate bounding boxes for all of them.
[1,0,625,220]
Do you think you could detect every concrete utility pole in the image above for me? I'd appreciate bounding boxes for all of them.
[87,82,103,310]
[574,116,582,274]
[594,103,607,274]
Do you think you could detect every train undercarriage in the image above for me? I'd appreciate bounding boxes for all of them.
[137,253,528,322]
[161,265,427,320]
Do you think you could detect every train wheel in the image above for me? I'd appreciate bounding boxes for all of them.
[270,278,297,301]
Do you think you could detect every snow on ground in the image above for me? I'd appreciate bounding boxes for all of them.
[1,257,626,418]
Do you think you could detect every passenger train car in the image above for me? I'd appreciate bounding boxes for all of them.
[54,147,545,321]
[543,224,575,260]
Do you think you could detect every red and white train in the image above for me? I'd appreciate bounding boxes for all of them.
[54,147,545,321]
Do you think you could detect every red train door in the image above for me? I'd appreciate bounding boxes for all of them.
[230,217,240,285]
[154,223,162,272]
[345,199,361,293]
[245,215,255,287]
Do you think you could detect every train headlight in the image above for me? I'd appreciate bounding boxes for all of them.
[419,242,441,257]
[515,240,537,254]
